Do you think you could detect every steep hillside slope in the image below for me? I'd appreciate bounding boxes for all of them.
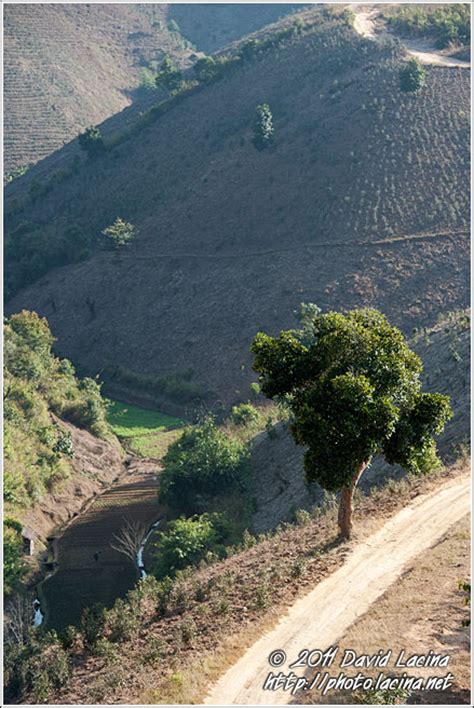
[3,310,123,594]
[4,3,300,173]
[6,10,470,411]
[251,311,470,532]
[3,3,192,173]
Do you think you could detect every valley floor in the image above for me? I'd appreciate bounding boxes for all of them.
[39,458,161,630]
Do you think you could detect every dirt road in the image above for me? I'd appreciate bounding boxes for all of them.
[205,474,470,705]
[352,6,470,69]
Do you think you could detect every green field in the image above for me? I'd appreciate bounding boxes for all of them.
[107,400,186,457]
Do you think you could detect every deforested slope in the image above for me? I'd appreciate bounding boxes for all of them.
[3,3,193,173]
[5,10,470,411]
[168,3,300,53]
[4,3,301,174]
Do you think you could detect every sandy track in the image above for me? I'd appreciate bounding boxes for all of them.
[205,474,470,705]
[352,6,470,69]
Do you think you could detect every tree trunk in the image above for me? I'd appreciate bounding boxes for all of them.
[337,461,368,540]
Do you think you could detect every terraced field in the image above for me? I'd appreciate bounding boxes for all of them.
[40,458,161,631]
[3,3,192,173]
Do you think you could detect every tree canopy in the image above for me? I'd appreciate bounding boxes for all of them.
[100,218,137,250]
[155,56,182,92]
[251,308,452,538]
[399,58,426,93]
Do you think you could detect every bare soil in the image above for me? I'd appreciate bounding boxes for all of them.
[301,515,471,705]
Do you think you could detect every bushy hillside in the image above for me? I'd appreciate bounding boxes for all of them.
[5,8,470,411]
[3,310,115,594]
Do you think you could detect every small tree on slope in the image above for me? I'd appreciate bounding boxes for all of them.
[252,103,274,150]
[399,58,426,93]
[251,308,452,540]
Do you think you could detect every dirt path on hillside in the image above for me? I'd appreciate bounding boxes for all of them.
[352,6,470,69]
[122,229,467,263]
[205,474,470,705]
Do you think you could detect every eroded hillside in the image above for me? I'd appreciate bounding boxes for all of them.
[5,8,470,412]
[4,4,189,173]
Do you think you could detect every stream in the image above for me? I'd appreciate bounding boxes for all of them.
[137,520,160,578]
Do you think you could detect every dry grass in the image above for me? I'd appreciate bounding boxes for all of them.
[301,515,471,705]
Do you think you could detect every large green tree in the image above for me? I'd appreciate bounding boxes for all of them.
[251,308,452,539]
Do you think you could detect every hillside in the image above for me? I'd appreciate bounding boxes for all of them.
[3,4,188,174]
[4,3,299,174]
[169,3,300,53]
[3,310,123,594]
[5,7,470,413]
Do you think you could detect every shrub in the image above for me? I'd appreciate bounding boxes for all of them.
[155,56,182,92]
[80,603,106,649]
[53,430,74,458]
[59,625,77,650]
[252,103,274,150]
[249,382,261,398]
[3,519,27,594]
[230,402,259,426]
[144,636,165,664]
[138,68,157,92]
[100,217,137,250]
[4,634,70,703]
[93,637,120,664]
[151,512,230,579]
[106,598,140,642]
[399,59,426,93]
[78,125,104,157]
[160,417,250,515]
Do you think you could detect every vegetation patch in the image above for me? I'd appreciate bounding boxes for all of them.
[107,400,184,438]
[106,400,185,459]
[3,310,114,594]
[385,4,470,49]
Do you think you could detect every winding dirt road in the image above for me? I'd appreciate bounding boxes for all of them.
[352,6,470,69]
[205,473,470,705]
